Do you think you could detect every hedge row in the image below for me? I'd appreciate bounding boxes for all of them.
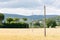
[0,23,29,28]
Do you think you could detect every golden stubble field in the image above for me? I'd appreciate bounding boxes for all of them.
[0,28,60,40]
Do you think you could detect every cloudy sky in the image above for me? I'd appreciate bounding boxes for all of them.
[0,0,60,16]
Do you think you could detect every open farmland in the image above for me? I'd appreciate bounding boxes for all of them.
[0,28,60,40]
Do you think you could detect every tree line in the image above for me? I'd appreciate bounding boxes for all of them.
[0,13,29,28]
[0,13,59,28]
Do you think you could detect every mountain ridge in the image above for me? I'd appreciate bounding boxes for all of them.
[4,13,58,21]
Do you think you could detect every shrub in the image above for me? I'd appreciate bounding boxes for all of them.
[3,23,29,28]
[46,19,57,28]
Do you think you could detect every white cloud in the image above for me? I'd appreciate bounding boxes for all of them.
[0,8,42,16]
[0,0,60,15]
[0,0,42,8]
[0,6,60,16]
[46,6,60,15]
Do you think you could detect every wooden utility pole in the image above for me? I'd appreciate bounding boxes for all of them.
[44,5,46,37]
[31,12,34,32]
[32,12,33,28]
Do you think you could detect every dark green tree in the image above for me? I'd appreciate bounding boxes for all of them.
[13,18,20,23]
[22,18,27,21]
[46,18,57,28]
[6,18,13,24]
[50,20,57,28]
[34,21,40,28]
[46,19,51,28]
[0,13,4,25]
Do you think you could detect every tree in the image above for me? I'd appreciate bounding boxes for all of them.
[46,19,51,28]
[50,20,57,28]
[22,18,27,21]
[13,18,20,23]
[0,13,4,20]
[6,18,13,24]
[46,18,57,28]
[22,18,27,23]
[34,21,40,28]
[0,13,4,25]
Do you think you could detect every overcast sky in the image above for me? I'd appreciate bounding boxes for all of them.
[0,0,60,16]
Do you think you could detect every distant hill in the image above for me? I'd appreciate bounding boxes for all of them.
[4,13,58,21]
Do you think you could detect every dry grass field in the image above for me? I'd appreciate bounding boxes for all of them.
[0,28,60,40]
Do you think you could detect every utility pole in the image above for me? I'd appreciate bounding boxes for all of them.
[44,5,46,37]
[32,12,33,28]
[32,12,34,32]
